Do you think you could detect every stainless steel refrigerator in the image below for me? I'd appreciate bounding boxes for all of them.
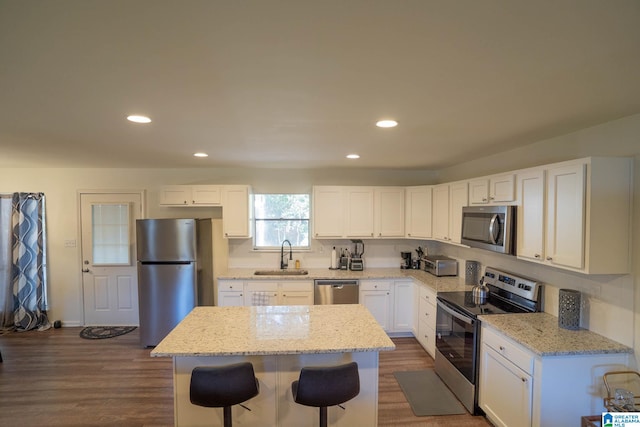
[136,218,214,347]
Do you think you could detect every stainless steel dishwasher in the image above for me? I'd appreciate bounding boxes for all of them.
[314,279,359,304]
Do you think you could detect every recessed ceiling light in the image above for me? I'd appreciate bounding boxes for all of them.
[193,152,209,158]
[376,119,398,128]
[127,115,152,124]
[346,154,360,159]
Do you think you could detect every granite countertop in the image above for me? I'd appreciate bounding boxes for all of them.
[151,305,396,357]
[219,267,470,293]
[479,312,633,357]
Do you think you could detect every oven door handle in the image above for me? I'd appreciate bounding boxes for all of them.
[437,300,475,325]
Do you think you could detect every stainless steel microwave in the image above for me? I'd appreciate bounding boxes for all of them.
[460,205,515,254]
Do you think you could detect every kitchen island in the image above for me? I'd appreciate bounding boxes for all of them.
[152,304,395,426]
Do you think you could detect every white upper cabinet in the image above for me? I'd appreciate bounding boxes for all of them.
[469,174,515,204]
[433,182,468,244]
[516,157,631,274]
[159,185,222,206]
[313,186,403,239]
[374,187,405,238]
[345,187,375,238]
[221,185,253,238]
[449,181,468,244]
[405,186,432,239]
[312,186,345,238]
[545,163,586,269]
[432,184,450,241]
[516,170,545,262]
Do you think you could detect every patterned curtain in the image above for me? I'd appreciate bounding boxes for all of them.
[11,192,50,331]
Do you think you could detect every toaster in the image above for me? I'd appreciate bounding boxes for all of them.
[421,255,458,277]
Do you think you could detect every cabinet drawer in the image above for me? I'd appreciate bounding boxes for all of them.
[418,298,436,329]
[279,281,313,292]
[419,285,436,307]
[482,326,534,375]
[418,319,436,356]
[245,281,279,292]
[360,280,392,291]
[218,280,243,291]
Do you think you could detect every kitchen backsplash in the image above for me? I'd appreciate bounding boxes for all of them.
[227,238,439,270]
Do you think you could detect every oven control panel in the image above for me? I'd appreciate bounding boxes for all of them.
[483,267,540,301]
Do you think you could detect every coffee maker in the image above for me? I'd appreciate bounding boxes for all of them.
[401,251,412,269]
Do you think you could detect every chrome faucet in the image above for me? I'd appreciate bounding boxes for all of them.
[280,239,292,269]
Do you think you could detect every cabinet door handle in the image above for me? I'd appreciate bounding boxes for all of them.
[499,345,505,351]
[521,377,527,383]
[546,256,553,261]
[534,254,541,259]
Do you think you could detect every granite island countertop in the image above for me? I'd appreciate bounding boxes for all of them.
[219,267,470,293]
[479,312,633,357]
[151,304,396,357]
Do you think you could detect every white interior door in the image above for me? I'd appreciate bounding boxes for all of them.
[80,192,143,326]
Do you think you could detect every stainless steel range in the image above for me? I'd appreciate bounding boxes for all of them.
[435,267,543,414]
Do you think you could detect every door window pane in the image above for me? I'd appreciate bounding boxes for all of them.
[92,203,131,265]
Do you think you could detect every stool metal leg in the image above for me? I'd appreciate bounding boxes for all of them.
[319,406,327,427]
[223,406,232,427]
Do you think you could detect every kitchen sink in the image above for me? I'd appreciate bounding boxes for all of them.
[254,269,309,276]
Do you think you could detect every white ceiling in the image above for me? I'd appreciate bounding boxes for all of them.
[1,0,639,170]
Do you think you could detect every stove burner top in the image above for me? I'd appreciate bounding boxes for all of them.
[437,267,543,318]
[438,290,531,317]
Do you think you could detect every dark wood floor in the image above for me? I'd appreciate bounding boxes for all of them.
[0,328,491,426]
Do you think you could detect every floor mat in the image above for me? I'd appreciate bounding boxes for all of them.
[79,326,137,340]
[393,369,467,416]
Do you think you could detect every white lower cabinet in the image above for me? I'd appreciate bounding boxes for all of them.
[479,323,631,427]
[360,280,414,334]
[415,284,437,357]
[391,281,413,333]
[360,280,392,331]
[217,280,244,306]
[217,280,313,306]
[479,326,533,427]
[244,281,313,306]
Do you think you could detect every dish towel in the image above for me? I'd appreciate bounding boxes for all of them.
[252,291,271,306]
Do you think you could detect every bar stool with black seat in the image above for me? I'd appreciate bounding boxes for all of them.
[190,362,259,427]
[291,361,360,427]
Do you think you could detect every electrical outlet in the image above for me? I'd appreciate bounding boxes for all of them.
[64,239,76,248]
[318,245,324,253]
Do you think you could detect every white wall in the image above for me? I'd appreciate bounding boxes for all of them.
[0,113,638,363]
